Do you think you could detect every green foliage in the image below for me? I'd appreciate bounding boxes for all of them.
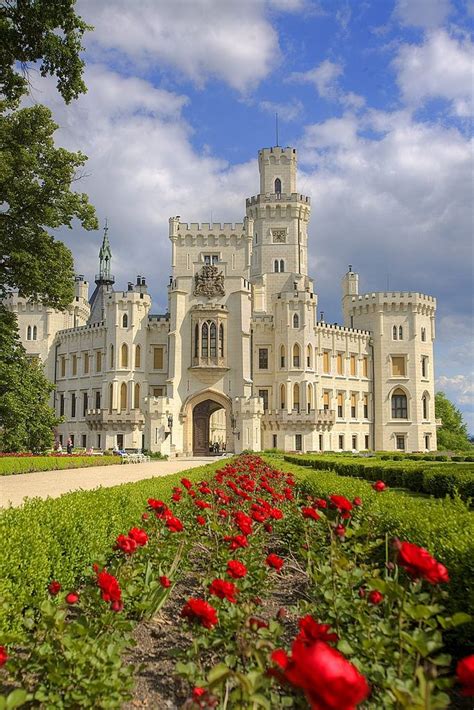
[435,392,472,451]
[0,308,58,452]
[0,455,118,476]
[0,0,90,104]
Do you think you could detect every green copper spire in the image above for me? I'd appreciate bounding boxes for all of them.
[99,219,112,280]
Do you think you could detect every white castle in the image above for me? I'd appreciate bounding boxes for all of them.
[6,145,438,455]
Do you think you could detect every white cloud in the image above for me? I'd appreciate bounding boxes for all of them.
[436,375,474,405]
[259,98,303,121]
[394,0,452,29]
[77,0,281,93]
[393,30,474,115]
[290,59,343,99]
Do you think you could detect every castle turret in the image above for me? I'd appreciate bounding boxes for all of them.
[89,222,115,324]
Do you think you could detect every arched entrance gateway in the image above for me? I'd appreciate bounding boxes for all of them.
[182,390,233,456]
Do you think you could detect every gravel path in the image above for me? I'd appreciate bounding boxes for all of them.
[0,457,221,508]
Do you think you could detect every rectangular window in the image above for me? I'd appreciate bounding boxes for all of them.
[337,392,343,418]
[83,392,88,417]
[272,434,277,449]
[84,352,89,374]
[204,254,218,265]
[60,356,66,377]
[117,434,124,450]
[336,353,343,375]
[259,389,269,412]
[424,434,430,450]
[421,328,426,342]
[280,353,285,368]
[95,391,101,409]
[72,354,77,376]
[350,355,356,376]
[392,356,406,377]
[59,394,64,417]
[362,356,368,377]
[96,351,102,372]
[338,435,344,450]
[71,393,76,418]
[323,391,330,411]
[153,347,164,369]
[70,434,74,447]
[323,351,330,374]
[295,434,302,452]
[396,435,406,451]
[352,435,357,450]
[97,433,101,449]
[153,387,164,397]
[351,393,356,418]
[82,434,87,448]
[421,356,428,378]
[363,394,368,419]
[365,434,369,450]
[319,434,324,451]
[258,348,268,369]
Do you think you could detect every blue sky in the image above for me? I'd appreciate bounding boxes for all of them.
[30,0,473,431]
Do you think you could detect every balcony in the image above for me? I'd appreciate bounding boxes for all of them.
[86,408,145,428]
[262,408,335,428]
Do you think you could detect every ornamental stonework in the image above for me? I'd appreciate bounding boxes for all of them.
[194,264,225,298]
[272,228,287,243]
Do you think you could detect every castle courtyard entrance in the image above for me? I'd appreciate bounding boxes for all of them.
[192,399,227,456]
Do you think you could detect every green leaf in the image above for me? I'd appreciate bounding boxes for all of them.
[207,663,231,685]
[6,690,29,709]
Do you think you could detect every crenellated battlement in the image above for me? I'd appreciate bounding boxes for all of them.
[246,193,310,206]
[258,146,297,162]
[315,321,371,337]
[348,292,436,315]
[56,321,106,337]
[169,218,246,239]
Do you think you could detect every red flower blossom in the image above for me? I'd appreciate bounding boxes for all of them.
[181,478,193,490]
[172,492,182,502]
[115,534,137,554]
[272,640,369,710]
[66,592,79,604]
[334,524,346,538]
[270,508,284,519]
[193,687,206,699]
[266,553,284,571]
[297,615,338,645]
[302,507,321,521]
[48,580,61,595]
[196,515,206,526]
[195,499,212,510]
[314,498,328,509]
[353,497,362,507]
[248,617,269,629]
[397,541,450,584]
[209,578,238,603]
[159,576,171,588]
[330,495,353,512]
[226,560,247,579]
[368,590,384,605]
[264,523,273,533]
[166,515,184,533]
[234,511,253,536]
[225,534,248,550]
[128,527,148,546]
[457,655,474,697]
[0,646,7,667]
[182,598,218,629]
[142,512,149,520]
[372,480,387,492]
[252,509,267,522]
[96,569,122,608]
[148,498,166,512]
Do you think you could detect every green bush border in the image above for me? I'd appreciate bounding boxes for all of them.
[0,456,119,476]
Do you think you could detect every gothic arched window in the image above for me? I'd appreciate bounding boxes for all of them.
[209,322,217,357]
[109,383,113,413]
[27,325,32,340]
[120,382,127,411]
[280,259,284,272]
[307,344,312,368]
[293,343,300,368]
[399,326,403,340]
[110,344,114,368]
[280,383,286,409]
[293,313,299,329]
[135,344,141,368]
[134,383,140,409]
[219,323,224,357]
[392,325,398,340]
[391,388,407,419]
[422,394,428,419]
[274,260,279,273]
[121,343,128,368]
[122,314,128,328]
[280,344,285,368]
[201,322,209,357]
[32,325,37,340]
[293,383,300,412]
[194,323,199,358]
[274,178,282,194]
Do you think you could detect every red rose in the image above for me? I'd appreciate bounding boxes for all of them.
[159,575,171,588]
[248,617,269,629]
[334,524,346,538]
[368,590,384,605]
[166,515,184,533]
[181,477,193,490]
[397,541,450,584]
[182,598,218,629]
[66,592,79,604]
[115,534,137,554]
[266,553,284,571]
[225,534,248,550]
[128,527,148,546]
[270,508,284,519]
[148,498,166,511]
[111,599,124,612]
[297,615,338,645]
[196,515,206,526]
[226,560,247,579]
[330,495,353,512]
[265,523,273,533]
[272,640,369,710]
[372,480,387,492]
[314,498,328,509]
[353,497,362,506]
[302,507,321,521]
[96,569,122,607]
[48,580,61,595]
[456,655,474,697]
[195,499,212,509]
[234,511,253,536]
[172,492,182,502]
[209,578,238,603]
[0,646,7,666]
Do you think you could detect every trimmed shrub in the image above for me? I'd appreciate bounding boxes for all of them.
[0,455,118,476]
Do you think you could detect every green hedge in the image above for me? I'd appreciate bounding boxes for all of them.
[283,454,474,502]
[0,460,225,632]
[266,454,474,650]
[0,455,119,476]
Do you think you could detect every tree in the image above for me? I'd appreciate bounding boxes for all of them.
[435,392,472,451]
[0,308,59,452]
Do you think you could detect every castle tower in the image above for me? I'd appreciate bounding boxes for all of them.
[246,147,311,288]
[89,222,116,324]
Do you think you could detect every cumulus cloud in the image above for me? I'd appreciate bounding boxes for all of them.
[436,375,474,405]
[394,0,452,29]
[290,59,343,99]
[393,30,474,115]
[77,0,281,93]
[259,98,303,121]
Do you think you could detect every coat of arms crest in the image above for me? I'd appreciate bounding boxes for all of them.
[194,264,225,298]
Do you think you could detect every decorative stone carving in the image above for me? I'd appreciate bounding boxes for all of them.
[272,228,287,243]
[194,265,225,298]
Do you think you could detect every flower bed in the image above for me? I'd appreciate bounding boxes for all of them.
[0,455,118,476]
[283,454,474,502]
[0,455,472,708]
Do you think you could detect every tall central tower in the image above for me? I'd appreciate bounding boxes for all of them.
[246,146,311,283]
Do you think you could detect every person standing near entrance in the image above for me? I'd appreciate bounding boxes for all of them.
[66,437,73,455]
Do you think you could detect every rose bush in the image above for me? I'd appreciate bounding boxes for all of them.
[0,455,470,708]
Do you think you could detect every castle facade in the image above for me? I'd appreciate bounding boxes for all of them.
[6,146,438,455]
